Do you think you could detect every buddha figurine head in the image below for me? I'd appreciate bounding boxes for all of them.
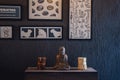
[59,46,65,55]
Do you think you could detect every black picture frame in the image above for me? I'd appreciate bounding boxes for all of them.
[0,5,22,20]
[19,26,63,40]
[69,0,91,39]
[28,0,62,20]
[0,25,13,39]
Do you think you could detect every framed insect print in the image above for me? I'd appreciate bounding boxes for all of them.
[28,0,62,20]
[69,0,91,39]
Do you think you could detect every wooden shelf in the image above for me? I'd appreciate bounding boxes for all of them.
[24,67,98,80]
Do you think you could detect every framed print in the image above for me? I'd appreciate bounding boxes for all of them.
[28,0,62,20]
[69,0,91,39]
[0,5,21,19]
[20,26,62,39]
[0,26,13,39]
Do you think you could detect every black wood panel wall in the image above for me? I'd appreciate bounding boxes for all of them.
[0,0,120,80]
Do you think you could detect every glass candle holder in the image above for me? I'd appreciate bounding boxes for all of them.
[37,57,46,70]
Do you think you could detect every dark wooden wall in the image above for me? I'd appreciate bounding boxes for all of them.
[0,0,120,80]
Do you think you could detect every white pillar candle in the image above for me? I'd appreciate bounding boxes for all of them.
[78,57,87,70]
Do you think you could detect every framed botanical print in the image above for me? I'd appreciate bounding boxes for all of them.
[28,0,62,20]
[20,26,62,39]
[69,0,91,39]
[0,26,13,39]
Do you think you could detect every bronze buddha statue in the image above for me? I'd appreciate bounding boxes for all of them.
[53,46,70,70]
